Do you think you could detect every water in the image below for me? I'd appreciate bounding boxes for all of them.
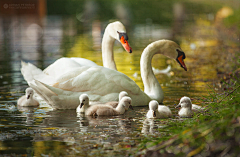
[0,1,237,156]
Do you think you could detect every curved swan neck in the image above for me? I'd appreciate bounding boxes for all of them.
[102,27,117,71]
[140,41,167,102]
[116,103,125,114]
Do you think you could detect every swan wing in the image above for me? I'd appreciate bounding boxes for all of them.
[43,57,98,78]
[52,66,142,95]
[70,57,98,67]
[21,61,56,86]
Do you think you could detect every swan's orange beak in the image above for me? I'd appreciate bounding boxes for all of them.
[120,36,132,53]
[177,55,187,71]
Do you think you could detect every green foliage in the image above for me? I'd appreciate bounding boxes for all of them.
[46,0,222,25]
[140,82,240,156]
[224,9,240,29]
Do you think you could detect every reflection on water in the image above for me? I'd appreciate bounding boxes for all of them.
[0,1,237,155]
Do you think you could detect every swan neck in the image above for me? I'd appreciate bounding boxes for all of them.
[140,42,164,102]
[102,29,117,70]
[116,103,125,114]
[84,102,90,111]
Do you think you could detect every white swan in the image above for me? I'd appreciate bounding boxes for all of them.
[146,100,172,119]
[21,21,132,86]
[26,39,187,109]
[176,96,204,118]
[17,87,39,107]
[43,21,132,77]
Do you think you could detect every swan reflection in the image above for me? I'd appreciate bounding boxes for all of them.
[141,118,165,134]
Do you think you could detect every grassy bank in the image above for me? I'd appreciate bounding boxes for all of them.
[141,80,240,156]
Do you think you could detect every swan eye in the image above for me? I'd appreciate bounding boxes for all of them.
[117,31,132,53]
[117,31,128,41]
[176,49,185,59]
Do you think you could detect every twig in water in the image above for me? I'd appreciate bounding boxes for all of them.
[218,84,240,103]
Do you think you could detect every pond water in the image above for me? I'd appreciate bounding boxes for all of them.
[0,1,235,156]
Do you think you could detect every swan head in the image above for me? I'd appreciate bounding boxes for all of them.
[149,100,159,117]
[119,91,128,101]
[25,87,34,99]
[166,40,187,71]
[176,96,192,109]
[120,96,133,110]
[79,94,89,108]
[107,21,132,53]
[153,40,187,71]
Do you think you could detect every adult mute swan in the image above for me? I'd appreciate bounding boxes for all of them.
[17,87,39,107]
[26,39,187,109]
[24,21,132,83]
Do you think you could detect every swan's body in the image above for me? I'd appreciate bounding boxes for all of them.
[176,96,204,118]
[17,88,39,107]
[146,100,172,119]
[24,40,187,109]
[84,96,132,116]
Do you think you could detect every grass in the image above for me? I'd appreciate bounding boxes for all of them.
[138,76,240,156]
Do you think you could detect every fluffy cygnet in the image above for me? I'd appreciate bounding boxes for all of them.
[85,96,132,116]
[76,94,90,113]
[176,96,204,118]
[146,100,172,119]
[176,96,193,117]
[17,87,39,107]
[105,91,128,108]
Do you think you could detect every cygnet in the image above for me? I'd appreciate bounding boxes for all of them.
[17,87,39,107]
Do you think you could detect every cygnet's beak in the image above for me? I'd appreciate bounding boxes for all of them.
[175,104,181,108]
[129,105,134,110]
[119,34,132,53]
[80,103,84,108]
[153,111,156,117]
